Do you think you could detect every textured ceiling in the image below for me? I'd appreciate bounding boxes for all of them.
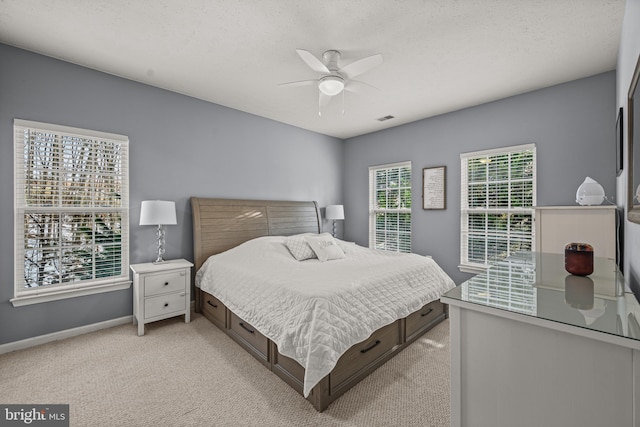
[0,0,626,139]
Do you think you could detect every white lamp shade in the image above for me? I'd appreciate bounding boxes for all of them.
[139,200,177,225]
[576,177,605,206]
[325,205,345,220]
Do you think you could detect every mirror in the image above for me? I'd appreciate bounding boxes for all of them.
[628,54,640,223]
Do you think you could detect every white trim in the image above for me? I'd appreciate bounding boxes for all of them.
[0,315,133,355]
[459,144,536,269]
[0,301,196,354]
[368,161,412,252]
[14,118,129,142]
[460,142,536,159]
[11,280,131,307]
[461,207,534,214]
[368,160,411,171]
[458,264,488,274]
[372,208,412,213]
[14,119,130,301]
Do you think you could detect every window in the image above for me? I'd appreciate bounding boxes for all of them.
[369,161,411,253]
[460,144,536,273]
[13,119,130,306]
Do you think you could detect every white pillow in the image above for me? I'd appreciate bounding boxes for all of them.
[305,234,345,262]
[284,233,317,260]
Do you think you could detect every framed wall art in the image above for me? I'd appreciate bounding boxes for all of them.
[617,106,623,177]
[422,166,446,210]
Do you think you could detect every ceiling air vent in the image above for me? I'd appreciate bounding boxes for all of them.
[377,115,395,122]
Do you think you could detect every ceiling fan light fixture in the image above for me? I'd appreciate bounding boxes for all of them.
[318,75,344,96]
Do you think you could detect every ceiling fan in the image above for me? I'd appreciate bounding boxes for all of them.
[279,49,383,115]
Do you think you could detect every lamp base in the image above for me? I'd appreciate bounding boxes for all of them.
[152,224,167,264]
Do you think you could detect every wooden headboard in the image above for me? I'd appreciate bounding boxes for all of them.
[190,197,321,271]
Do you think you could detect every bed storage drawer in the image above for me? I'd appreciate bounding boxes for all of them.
[272,346,305,394]
[201,293,226,328]
[405,300,445,341]
[331,320,401,392]
[229,312,269,362]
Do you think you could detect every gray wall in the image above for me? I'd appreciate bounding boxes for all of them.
[0,44,343,345]
[0,33,622,345]
[618,0,640,291]
[344,71,617,285]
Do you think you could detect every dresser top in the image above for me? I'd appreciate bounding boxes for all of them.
[534,205,617,210]
[442,252,640,344]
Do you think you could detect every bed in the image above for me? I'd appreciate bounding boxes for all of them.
[191,197,455,411]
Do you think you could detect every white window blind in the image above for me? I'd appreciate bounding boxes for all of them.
[13,119,130,305]
[369,161,411,253]
[460,144,536,272]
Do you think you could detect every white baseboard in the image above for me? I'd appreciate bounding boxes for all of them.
[0,316,133,355]
[0,301,197,355]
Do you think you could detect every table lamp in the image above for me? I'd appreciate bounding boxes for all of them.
[140,200,177,263]
[325,205,344,237]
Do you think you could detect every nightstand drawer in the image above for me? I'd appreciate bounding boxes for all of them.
[144,292,187,319]
[144,270,187,296]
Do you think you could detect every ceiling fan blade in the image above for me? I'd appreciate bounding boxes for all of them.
[278,79,317,87]
[339,54,383,79]
[296,49,330,74]
[344,79,380,93]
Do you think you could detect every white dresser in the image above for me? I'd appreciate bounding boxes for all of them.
[534,205,617,260]
[130,259,193,336]
[441,253,640,427]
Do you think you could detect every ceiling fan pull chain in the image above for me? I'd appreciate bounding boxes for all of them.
[342,90,345,116]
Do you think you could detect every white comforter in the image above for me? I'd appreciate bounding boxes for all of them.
[195,236,455,397]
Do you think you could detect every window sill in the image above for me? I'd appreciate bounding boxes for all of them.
[10,280,132,307]
[458,264,489,275]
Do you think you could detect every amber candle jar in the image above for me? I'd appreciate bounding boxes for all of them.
[564,243,594,276]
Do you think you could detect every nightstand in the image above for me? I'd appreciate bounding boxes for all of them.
[130,259,193,336]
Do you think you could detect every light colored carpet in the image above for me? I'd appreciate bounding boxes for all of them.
[0,313,450,426]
